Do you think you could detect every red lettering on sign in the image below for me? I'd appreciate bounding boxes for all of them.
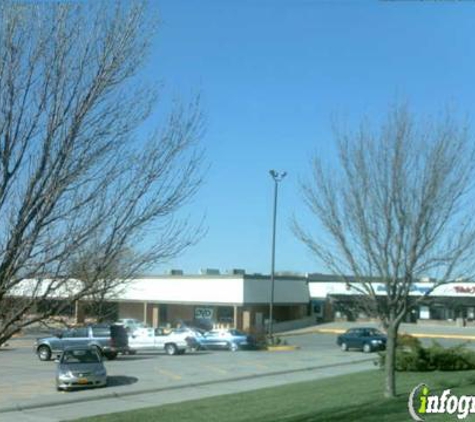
[454,286,475,294]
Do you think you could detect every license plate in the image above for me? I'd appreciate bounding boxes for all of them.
[78,378,88,384]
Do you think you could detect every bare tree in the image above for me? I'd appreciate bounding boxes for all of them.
[293,104,475,398]
[67,246,138,323]
[0,1,205,345]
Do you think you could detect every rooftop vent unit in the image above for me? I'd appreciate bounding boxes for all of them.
[228,268,245,275]
[420,277,435,283]
[275,271,304,277]
[200,268,220,275]
[169,269,184,276]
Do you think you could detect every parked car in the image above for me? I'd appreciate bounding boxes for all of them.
[56,346,107,391]
[128,327,191,355]
[171,327,206,350]
[199,329,254,351]
[173,319,214,332]
[35,324,129,361]
[115,318,147,334]
[336,327,387,353]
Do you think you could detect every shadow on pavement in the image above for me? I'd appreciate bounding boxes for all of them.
[106,375,139,387]
[120,351,212,357]
[58,376,139,393]
[115,355,157,361]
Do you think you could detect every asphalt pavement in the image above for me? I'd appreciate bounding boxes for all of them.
[2,321,475,421]
[0,331,373,421]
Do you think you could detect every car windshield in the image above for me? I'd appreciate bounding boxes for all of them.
[62,349,100,364]
[366,329,384,336]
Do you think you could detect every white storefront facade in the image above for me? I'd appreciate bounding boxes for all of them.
[110,273,311,331]
[308,274,475,323]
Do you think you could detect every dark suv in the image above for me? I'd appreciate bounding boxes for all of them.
[34,324,129,361]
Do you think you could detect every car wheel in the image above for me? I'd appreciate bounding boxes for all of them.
[104,352,117,360]
[229,342,239,352]
[340,342,348,352]
[37,345,52,361]
[165,343,178,356]
[363,343,372,353]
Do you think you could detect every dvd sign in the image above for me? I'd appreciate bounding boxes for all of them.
[195,307,214,320]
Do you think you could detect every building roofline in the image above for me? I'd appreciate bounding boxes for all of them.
[134,273,310,281]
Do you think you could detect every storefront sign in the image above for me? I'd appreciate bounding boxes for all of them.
[453,286,475,294]
[375,284,432,295]
[195,307,214,320]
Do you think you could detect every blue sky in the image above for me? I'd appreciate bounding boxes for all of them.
[147,0,475,275]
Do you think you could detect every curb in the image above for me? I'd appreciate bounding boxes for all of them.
[407,333,475,341]
[280,328,345,337]
[0,358,373,414]
[266,345,300,352]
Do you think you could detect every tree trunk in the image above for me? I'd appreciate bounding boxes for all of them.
[384,323,399,398]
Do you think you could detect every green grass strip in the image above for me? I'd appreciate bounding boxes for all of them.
[73,369,475,422]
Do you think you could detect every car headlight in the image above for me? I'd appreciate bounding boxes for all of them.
[95,369,107,376]
[371,340,381,344]
[59,371,74,379]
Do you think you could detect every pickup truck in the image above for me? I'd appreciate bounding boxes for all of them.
[34,324,129,361]
[128,327,192,355]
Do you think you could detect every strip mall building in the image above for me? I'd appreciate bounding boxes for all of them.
[111,271,312,332]
[308,274,475,324]
[96,271,475,329]
[25,271,475,330]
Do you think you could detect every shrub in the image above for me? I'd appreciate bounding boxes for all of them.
[376,345,431,372]
[247,327,267,345]
[426,342,475,371]
[397,333,422,352]
[395,348,431,372]
[266,335,288,346]
[376,337,475,372]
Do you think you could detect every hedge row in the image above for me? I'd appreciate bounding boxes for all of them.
[376,334,475,371]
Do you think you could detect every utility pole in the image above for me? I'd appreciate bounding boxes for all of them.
[268,169,286,339]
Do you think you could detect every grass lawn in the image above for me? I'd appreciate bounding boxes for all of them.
[74,369,475,422]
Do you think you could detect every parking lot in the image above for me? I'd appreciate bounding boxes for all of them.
[1,325,475,421]
[0,332,373,413]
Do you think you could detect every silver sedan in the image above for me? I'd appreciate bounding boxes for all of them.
[56,347,107,391]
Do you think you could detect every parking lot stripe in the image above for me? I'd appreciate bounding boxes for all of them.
[201,365,228,375]
[155,368,182,381]
[240,360,269,370]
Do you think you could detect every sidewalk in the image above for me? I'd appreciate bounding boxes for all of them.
[280,321,475,341]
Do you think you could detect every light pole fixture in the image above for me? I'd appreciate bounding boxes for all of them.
[268,169,286,338]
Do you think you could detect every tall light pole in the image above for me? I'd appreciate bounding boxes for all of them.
[268,169,286,339]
